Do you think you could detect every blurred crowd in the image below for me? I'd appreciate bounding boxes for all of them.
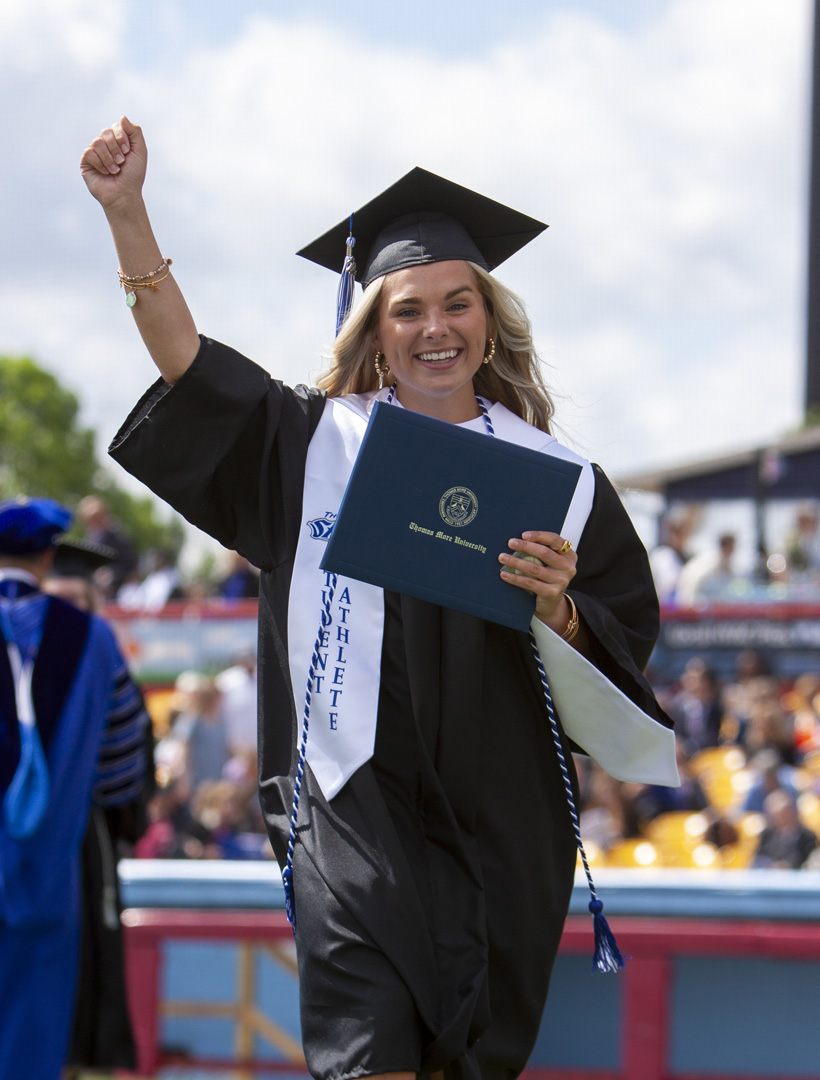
[76,495,259,608]
[125,646,820,873]
[650,500,820,606]
[136,653,271,862]
[577,651,820,871]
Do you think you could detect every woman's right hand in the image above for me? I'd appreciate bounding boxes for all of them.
[80,115,201,384]
[80,116,147,212]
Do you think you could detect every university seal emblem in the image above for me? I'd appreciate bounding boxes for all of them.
[439,487,478,528]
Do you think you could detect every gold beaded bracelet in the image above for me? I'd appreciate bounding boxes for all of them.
[561,594,580,643]
[118,257,173,307]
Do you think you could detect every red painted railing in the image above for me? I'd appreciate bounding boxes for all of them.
[124,910,820,1080]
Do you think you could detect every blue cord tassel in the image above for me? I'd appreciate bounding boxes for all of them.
[589,897,626,973]
[335,216,356,336]
[282,864,296,929]
[528,631,627,973]
[282,573,338,936]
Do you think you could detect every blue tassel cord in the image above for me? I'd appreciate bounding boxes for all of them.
[589,897,626,973]
[528,631,626,973]
[335,217,356,336]
[282,573,338,934]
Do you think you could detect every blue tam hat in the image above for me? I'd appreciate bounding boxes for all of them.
[0,497,73,555]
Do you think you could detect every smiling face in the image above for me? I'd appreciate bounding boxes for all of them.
[371,260,490,422]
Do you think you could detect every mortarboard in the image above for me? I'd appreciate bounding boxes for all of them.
[51,537,116,580]
[296,167,548,331]
[0,497,73,556]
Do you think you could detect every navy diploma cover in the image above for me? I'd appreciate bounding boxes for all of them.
[320,403,582,631]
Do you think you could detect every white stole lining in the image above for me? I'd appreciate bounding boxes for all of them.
[529,616,680,786]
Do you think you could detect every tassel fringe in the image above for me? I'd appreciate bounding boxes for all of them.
[589,897,626,973]
[335,221,356,336]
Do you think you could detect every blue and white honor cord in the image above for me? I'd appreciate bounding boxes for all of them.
[282,568,337,930]
[284,385,624,970]
[528,639,625,971]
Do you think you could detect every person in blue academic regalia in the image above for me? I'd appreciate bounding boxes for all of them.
[0,496,148,1080]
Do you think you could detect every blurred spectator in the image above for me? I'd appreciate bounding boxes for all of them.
[649,515,690,605]
[667,658,724,754]
[216,650,258,757]
[743,692,797,766]
[752,790,817,869]
[721,650,771,743]
[44,538,154,1075]
[677,533,737,606]
[189,779,268,860]
[703,811,740,852]
[219,552,260,600]
[173,673,230,793]
[783,502,820,582]
[134,781,196,860]
[184,578,219,603]
[117,549,184,611]
[77,496,138,600]
[742,749,798,813]
[577,762,633,851]
[0,497,147,1077]
[782,674,820,756]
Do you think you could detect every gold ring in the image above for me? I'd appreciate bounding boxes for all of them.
[559,539,572,555]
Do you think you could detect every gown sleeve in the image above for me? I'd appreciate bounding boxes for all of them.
[109,336,327,572]
[570,464,672,730]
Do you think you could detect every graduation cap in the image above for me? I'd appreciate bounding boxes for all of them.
[296,167,548,332]
[51,537,117,580]
[0,496,73,555]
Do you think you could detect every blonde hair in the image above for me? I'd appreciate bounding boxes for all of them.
[316,262,555,433]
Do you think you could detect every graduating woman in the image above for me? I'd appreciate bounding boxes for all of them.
[81,117,677,1080]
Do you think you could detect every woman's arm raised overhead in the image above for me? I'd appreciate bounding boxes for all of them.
[80,116,200,384]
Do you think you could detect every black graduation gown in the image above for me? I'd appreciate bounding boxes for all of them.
[110,337,669,1080]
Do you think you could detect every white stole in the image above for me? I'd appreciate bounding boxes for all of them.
[287,392,677,801]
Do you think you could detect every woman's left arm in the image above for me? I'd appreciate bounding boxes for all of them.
[503,464,666,726]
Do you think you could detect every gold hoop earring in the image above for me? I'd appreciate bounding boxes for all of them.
[374,351,390,389]
[483,338,496,366]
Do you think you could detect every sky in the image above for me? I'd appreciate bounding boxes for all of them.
[0,0,815,529]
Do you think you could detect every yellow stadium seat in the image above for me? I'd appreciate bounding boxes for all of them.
[688,747,752,814]
[604,839,660,868]
[798,792,820,834]
[663,841,720,869]
[645,811,709,849]
[713,814,765,869]
[689,745,746,778]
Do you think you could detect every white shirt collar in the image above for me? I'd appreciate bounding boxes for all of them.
[0,568,40,588]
